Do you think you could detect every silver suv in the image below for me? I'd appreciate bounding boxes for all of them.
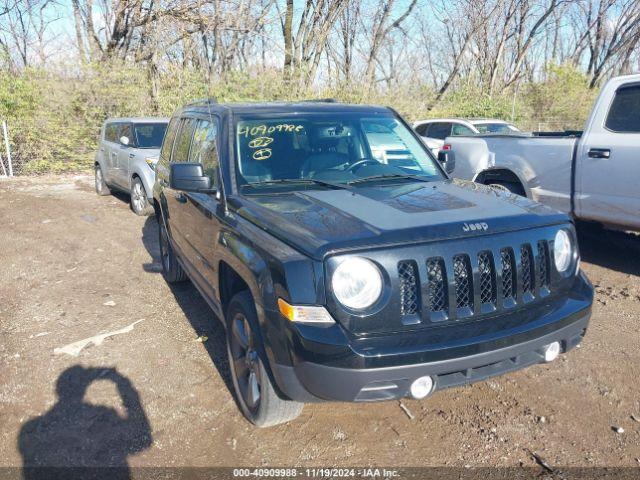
[94,117,168,215]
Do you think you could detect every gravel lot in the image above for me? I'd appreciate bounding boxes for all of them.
[1,174,639,474]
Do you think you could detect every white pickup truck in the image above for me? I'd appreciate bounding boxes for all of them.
[444,74,640,232]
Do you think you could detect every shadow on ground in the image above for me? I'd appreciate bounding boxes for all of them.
[576,222,640,277]
[18,366,151,480]
[140,216,234,395]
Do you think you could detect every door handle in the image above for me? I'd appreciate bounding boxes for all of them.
[588,148,610,159]
[129,153,135,159]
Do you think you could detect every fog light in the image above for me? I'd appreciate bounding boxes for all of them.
[543,341,561,362]
[410,376,434,399]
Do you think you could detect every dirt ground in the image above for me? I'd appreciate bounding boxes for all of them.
[1,174,639,473]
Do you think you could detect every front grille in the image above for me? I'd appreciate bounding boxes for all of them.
[396,238,552,323]
[426,258,447,312]
[398,261,419,315]
[453,255,473,309]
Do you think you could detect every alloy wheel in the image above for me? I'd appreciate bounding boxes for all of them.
[132,181,146,213]
[229,312,261,411]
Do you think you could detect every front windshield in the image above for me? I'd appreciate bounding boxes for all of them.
[134,123,168,148]
[473,122,519,134]
[234,112,443,192]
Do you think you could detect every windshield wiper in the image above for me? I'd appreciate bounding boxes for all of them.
[347,173,432,185]
[242,178,351,191]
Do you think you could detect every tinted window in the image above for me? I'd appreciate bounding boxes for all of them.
[605,85,640,133]
[427,122,452,140]
[104,123,118,143]
[189,119,219,183]
[134,123,168,148]
[171,118,197,163]
[160,118,180,162]
[473,122,518,134]
[451,123,475,135]
[415,123,430,136]
[118,123,133,145]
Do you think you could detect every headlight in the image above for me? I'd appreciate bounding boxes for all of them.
[331,257,383,310]
[554,229,573,272]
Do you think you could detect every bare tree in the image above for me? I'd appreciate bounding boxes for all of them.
[0,0,59,68]
[281,0,349,85]
[570,0,640,87]
[363,0,418,85]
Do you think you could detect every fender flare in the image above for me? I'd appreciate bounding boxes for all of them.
[472,167,532,198]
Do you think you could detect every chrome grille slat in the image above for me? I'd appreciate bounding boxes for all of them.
[398,261,419,315]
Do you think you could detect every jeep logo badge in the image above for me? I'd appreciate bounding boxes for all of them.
[463,222,489,232]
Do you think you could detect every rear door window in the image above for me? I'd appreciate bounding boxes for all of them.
[605,85,640,133]
[415,123,430,136]
[171,118,197,163]
[104,123,118,143]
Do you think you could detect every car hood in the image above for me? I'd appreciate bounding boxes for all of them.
[234,179,568,260]
[133,147,161,158]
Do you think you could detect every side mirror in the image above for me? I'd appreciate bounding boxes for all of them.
[437,149,456,174]
[120,136,130,146]
[169,163,212,192]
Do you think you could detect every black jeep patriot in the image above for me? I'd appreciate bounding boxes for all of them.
[153,100,593,427]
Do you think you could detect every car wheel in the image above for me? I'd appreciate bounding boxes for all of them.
[130,177,153,216]
[158,215,188,283]
[95,165,111,196]
[226,291,303,427]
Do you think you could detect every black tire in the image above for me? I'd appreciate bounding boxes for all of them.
[130,177,154,216]
[487,181,524,196]
[95,164,111,196]
[226,291,303,427]
[158,215,188,283]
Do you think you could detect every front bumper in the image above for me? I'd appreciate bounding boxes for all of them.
[268,272,592,403]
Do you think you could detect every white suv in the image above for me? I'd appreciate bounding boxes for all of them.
[94,117,168,215]
[413,118,519,156]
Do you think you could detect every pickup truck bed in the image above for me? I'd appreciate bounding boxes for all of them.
[445,73,640,232]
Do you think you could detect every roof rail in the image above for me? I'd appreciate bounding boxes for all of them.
[186,97,218,107]
[300,98,339,103]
